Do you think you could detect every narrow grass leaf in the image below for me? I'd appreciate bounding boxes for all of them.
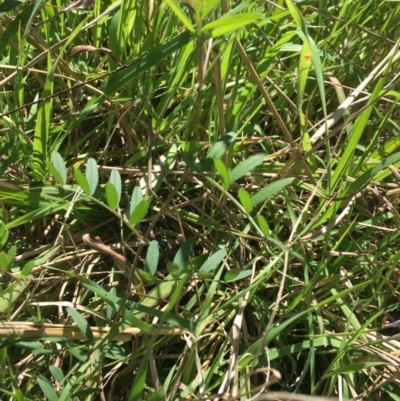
[229,153,266,183]
[195,0,219,20]
[33,54,57,181]
[252,178,295,206]
[0,1,22,15]
[74,168,90,195]
[238,188,253,213]
[102,30,194,97]
[37,375,58,401]
[214,158,230,190]
[130,200,149,225]
[51,152,67,185]
[174,238,194,271]
[145,240,159,276]
[329,362,386,376]
[198,249,226,274]
[109,169,121,206]
[66,307,94,342]
[105,183,119,210]
[0,4,34,56]
[297,36,312,104]
[202,13,263,37]
[285,0,307,32]
[225,268,252,282]
[331,74,387,191]
[86,158,98,196]
[163,0,195,33]
[204,132,237,170]
[72,389,102,398]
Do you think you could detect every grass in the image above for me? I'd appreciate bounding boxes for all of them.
[1,0,400,400]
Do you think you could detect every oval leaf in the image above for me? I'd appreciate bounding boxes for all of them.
[251,178,295,206]
[130,186,143,212]
[109,169,122,205]
[167,262,180,278]
[74,167,90,195]
[204,132,237,170]
[225,268,252,282]
[214,158,230,190]
[130,200,149,225]
[105,183,119,210]
[229,153,266,183]
[256,214,270,237]
[49,365,64,384]
[52,152,67,185]
[146,240,159,276]
[86,158,98,196]
[238,188,253,213]
[46,162,64,185]
[67,307,94,342]
[173,238,194,271]
[199,249,226,274]
[37,375,58,401]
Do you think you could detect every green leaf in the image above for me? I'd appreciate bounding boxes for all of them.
[109,169,122,206]
[66,307,94,342]
[214,158,230,190]
[238,188,253,213]
[167,262,180,278]
[174,238,194,271]
[37,375,59,401]
[130,186,143,212]
[74,168,90,195]
[330,362,386,376]
[204,132,237,170]
[285,0,307,32]
[229,153,266,183]
[68,346,88,362]
[146,240,159,276]
[198,249,226,275]
[202,13,263,37]
[46,162,63,186]
[51,152,67,185]
[256,214,270,237]
[251,178,295,206]
[86,158,98,196]
[6,245,16,269]
[0,222,8,248]
[105,183,119,210]
[195,0,219,21]
[72,388,102,398]
[130,200,149,225]
[102,30,194,98]
[33,55,57,181]
[0,1,23,15]
[0,251,8,269]
[49,365,64,384]
[225,268,252,282]
[163,0,195,33]
[184,140,203,173]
